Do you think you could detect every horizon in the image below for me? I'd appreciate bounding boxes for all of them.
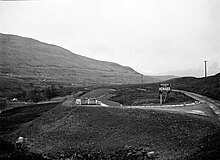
[0,0,219,77]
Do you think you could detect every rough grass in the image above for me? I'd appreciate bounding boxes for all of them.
[78,85,195,106]
[0,137,48,160]
[4,103,219,160]
[80,89,115,98]
[167,73,220,101]
[109,89,194,106]
[0,102,60,135]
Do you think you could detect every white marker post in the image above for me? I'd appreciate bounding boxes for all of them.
[160,93,163,105]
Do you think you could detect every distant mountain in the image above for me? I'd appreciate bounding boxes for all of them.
[167,73,220,100]
[148,75,179,82]
[0,33,161,89]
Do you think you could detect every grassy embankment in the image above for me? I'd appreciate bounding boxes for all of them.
[167,73,220,101]
[1,102,218,160]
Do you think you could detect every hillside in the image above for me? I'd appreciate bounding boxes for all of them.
[167,73,220,101]
[0,33,160,90]
[2,104,219,160]
[149,75,179,82]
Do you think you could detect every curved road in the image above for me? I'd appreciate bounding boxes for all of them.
[123,90,220,121]
[173,90,220,121]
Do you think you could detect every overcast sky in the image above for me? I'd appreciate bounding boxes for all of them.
[0,0,219,77]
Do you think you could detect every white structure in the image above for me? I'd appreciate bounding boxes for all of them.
[16,137,24,144]
[12,98,18,102]
[75,98,101,105]
[75,99,82,105]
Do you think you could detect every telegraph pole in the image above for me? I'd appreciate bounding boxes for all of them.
[204,60,207,78]
[141,74,143,84]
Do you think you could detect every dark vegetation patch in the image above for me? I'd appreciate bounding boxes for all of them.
[44,145,158,160]
[0,138,46,160]
[186,130,220,160]
[167,73,220,101]
[0,102,60,135]
[0,137,158,160]
[108,87,194,105]
[0,75,91,104]
[86,83,194,106]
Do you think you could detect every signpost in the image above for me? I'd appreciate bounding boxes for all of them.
[159,84,171,104]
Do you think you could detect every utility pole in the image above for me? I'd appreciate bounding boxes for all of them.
[204,60,207,78]
[141,74,143,84]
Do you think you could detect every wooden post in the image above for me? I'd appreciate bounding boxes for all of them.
[160,93,163,105]
[164,92,167,103]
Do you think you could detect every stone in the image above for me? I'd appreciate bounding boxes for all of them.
[147,151,155,158]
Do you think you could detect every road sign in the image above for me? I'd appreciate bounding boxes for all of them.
[159,84,171,104]
[159,84,171,92]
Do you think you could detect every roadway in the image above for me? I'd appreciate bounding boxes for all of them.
[120,90,220,121]
[172,90,220,121]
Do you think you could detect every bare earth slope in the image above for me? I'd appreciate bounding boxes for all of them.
[0,33,159,88]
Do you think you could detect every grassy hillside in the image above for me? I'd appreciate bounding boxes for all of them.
[167,73,220,100]
[148,75,179,82]
[0,33,160,90]
[2,104,219,160]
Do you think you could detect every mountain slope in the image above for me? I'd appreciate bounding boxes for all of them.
[167,73,220,100]
[0,33,159,88]
[148,75,179,82]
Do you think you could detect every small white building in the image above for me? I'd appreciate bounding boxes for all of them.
[75,98,101,105]
[75,99,82,105]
